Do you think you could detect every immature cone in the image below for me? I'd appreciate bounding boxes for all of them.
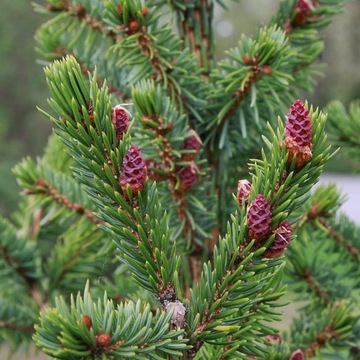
[181,130,202,161]
[264,221,293,258]
[285,100,312,168]
[247,194,271,242]
[112,105,130,142]
[293,0,313,26]
[119,146,147,196]
[237,179,252,206]
[178,164,198,190]
[289,349,305,360]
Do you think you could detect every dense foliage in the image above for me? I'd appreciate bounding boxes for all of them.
[0,1,359,359]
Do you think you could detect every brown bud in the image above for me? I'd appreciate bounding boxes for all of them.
[74,5,86,18]
[37,179,47,187]
[141,7,149,17]
[82,315,92,329]
[96,333,112,347]
[243,55,255,65]
[129,20,139,32]
[262,65,272,75]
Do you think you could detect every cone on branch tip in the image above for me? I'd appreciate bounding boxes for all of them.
[95,333,112,347]
[264,221,293,258]
[119,145,147,196]
[289,349,305,360]
[181,129,202,161]
[112,105,130,142]
[82,315,92,329]
[285,100,312,168]
[247,194,271,242]
[293,0,314,27]
[178,164,198,190]
[237,179,252,207]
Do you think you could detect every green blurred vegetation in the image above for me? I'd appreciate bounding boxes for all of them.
[0,0,359,217]
[0,0,51,216]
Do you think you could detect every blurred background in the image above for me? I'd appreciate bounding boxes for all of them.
[0,1,359,359]
[1,0,359,218]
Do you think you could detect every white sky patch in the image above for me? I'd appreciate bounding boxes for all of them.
[216,20,234,38]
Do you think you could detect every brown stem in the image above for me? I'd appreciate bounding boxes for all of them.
[25,179,104,225]
[217,65,261,134]
[318,217,360,262]
[294,204,360,262]
[136,29,185,112]
[174,1,214,75]
[0,243,34,291]
[303,270,330,305]
[71,5,117,39]
[142,115,196,254]
[0,242,47,310]
[0,320,34,333]
[184,244,258,358]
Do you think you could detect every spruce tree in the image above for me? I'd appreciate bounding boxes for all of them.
[1,1,359,359]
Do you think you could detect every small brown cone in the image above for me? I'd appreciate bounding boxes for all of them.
[264,221,293,258]
[247,194,271,242]
[285,100,312,168]
[119,145,147,196]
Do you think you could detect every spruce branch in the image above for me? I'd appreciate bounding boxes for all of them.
[42,0,117,39]
[288,302,358,359]
[13,157,104,225]
[302,269,331,306]
[183,100,331,358]
[132,80,213,247]
[106,0,206,122]
[272,0,347,92]
[27,178,103,225]
[131,79,217,291]
[0,320,34,334]
[39,55,181,301]
[0,300,38,350]
[33,282,190,359]
[0,218,41,289]
[208,26,293,135]
[294,184,360,262]
[318,218,360,262]
[3,1,359,358]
